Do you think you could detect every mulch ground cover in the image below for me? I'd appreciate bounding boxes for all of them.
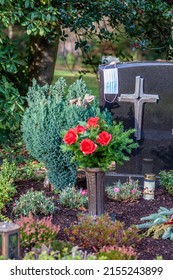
[3,171,173,260]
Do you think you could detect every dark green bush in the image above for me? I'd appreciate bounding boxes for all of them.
[22,78,111,189]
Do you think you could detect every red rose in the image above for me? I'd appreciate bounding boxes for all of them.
[80,139,97,155]
[63,129,77,145]
[96,131,112,146]
[86,117,99,128]
[74,125,86,134]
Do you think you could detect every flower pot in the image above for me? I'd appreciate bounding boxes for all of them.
[85,167,105,216]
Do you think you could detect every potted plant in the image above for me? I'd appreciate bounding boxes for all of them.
[61,116,137,216]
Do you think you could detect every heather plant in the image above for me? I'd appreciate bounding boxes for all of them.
[106,177,141,202]
[13,190,55,218]
[59,186,88,209]
[22,78,111,190]
[159,170,173,195]
[65,213,141,251]
[0,159,17,220]
[16,213,60,248]
[137,207,173,240]
[97,245,138,260]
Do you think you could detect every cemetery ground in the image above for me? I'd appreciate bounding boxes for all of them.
[2,168,173,260]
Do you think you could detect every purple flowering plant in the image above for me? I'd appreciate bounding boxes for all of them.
[106,177,141,202]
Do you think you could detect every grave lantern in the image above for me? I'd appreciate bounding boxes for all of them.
[0,222,20,259]
[143,174,156,200]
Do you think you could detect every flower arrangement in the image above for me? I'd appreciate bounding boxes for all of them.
[61,116,137,171]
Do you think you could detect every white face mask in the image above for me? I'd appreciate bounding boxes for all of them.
[103,67,118,95]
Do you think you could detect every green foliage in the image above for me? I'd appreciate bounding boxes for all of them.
[159,170,173,195]
[59,186,88,209]
[106,177,141,202]
[0,159,17,220]
[155,255,164,260]
[61,116,137,171]
[16,212,60,248]
[22,78,111,189]
[117,0,173,60]
[0,77,25,143]
[23,244,96,260]
[97,245,138,260]
[0,143,46,180]
[17,160,46,181]
[145,223,173,240]
[137,206,173,240]
[13,190,55,217]
[65,213,141,251]
[0,255,6,260]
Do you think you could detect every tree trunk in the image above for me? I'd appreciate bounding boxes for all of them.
[29,33,60,86]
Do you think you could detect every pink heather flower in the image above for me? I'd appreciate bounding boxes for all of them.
[80,189,87,196]
[13,203,16,207]
[114,187,119,193]
[131,189,137,194]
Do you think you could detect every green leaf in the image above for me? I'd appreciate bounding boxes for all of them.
[25,0,30,8]
[46,14,51,21]
[39,28,45,36]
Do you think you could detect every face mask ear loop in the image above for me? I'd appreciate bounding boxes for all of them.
[103,63,118,104]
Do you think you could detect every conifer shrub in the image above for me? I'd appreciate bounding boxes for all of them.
[22,78,111,189]
[137,206,173,240]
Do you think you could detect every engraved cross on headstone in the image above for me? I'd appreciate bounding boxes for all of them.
[118,76,159,141]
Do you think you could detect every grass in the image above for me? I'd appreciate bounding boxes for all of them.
[53,70,99,97]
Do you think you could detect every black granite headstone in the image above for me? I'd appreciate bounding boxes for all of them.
[99,62,173,176]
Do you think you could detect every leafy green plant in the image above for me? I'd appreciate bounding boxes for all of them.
[97,245,138,260]
[23,244,96,260]
[16,212,60,248]
[13,190,55,217]
[17,160,46,181]
[0,159,17,220]
[22,78,111,190]
[61,116,137,171]
[106,177,141,202]
[0,76,25,130]
[137,206,173,240]
[65,213,141,251]
[59,186,88,209]
[159,170,173,195]
[0,255,6,260]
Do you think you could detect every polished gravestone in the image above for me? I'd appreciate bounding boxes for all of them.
[99,61,173,178]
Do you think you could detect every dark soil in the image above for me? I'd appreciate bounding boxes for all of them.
[3,171,173,260]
